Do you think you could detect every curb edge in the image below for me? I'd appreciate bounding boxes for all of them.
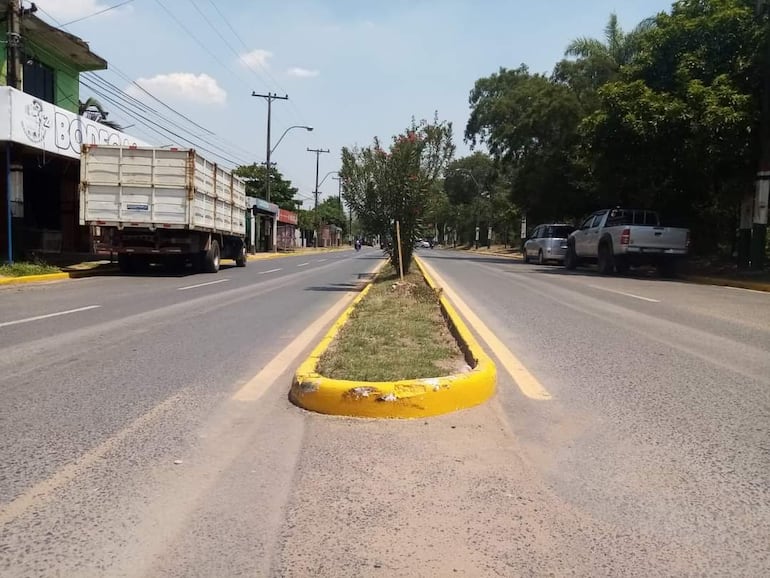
[289,256,497,419]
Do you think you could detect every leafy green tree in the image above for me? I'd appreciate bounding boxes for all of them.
[317,196,347,231]
[579,0,762,250]
[234,164,300,211]
[341,115,455,273]
[565,13,657,76]
[466,66,588,222]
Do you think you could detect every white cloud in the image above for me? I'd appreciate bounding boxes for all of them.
[36,0,132,22]
[127,73,226,105]
[287,67,320,78]
[239,49,272,69]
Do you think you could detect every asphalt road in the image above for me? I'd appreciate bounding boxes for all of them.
[0,247,768,576]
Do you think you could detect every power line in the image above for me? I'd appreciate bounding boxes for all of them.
[152,0,253,92]
[186,0,272,91]
[60,0,135,26]
[83,71,256,161]
[24,32,257,164]
[203,0,310,125]
[31,3,259,166]
[79,77,251,167]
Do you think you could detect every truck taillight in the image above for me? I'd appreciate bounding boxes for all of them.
[620,228,631,245]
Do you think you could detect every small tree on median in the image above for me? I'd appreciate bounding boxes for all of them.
[340,115,455,274]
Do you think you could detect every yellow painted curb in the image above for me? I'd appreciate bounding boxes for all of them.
[290,256,497,419]
[0,272,70,286]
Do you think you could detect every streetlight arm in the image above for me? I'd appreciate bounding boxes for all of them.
[317,170,339,189]
[271,125,313,155]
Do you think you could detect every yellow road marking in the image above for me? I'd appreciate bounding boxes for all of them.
[232,261,384,402]
[0,392,185,526]
[418,258,552,401]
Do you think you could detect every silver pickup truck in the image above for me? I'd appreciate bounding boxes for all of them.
[564,208,689,275]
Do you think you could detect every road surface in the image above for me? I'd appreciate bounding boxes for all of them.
[0,248,767,576]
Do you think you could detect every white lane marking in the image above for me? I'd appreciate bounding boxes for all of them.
[177,279,230,291]
[588,284,661,303]
[259,268,281,274]
[318,259,327,263]
[297,262,309,267]
[0,305,101,329]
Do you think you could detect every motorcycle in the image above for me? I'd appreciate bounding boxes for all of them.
[354,240,362,252]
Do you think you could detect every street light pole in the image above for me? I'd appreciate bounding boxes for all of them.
[252,92,288,252]
[307,147,330,248]
[333,175,343,245]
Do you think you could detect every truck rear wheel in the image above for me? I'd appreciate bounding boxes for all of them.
[203,240,220,273]
[235,243,247,267]
[118,254,134,274]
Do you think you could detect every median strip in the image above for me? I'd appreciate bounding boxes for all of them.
[290,258,496,418]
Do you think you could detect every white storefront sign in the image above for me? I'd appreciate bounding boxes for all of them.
[0,86,148,158]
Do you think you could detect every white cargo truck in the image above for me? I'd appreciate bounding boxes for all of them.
[80,145,248,274]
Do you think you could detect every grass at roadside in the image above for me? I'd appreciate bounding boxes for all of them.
[317,264,468,381]
[0,261,61,277]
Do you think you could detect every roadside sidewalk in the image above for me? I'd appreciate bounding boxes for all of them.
[445,245,770,293]
[0,246,352,287]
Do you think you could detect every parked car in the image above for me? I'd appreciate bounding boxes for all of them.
[523,224,576,264]
[565,207,689,276]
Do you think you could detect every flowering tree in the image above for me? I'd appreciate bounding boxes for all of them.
[341,115,455,273]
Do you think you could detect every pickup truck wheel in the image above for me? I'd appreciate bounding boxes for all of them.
[203,240,220,273]
[523,250,529,264]
[564,244,578,270]
[657,259,679,278]
[597,243,615,275]
[235,244,247,267]
[537,250,545,265]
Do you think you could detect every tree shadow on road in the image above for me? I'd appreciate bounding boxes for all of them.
[305,282,366,292]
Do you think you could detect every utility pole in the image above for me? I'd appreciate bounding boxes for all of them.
[332,175,343,245]
[5,0,20,263]
[252,92,287,252]
[307,147,329,247]
[7,0,21,90]
[752,0,770,270]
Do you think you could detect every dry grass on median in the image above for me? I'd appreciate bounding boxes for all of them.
[0,261,61,277]
[316,264,469,382]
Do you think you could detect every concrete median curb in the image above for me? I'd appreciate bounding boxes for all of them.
[290,256,497,419]
[0,265,120,286]
[0,272,71,286]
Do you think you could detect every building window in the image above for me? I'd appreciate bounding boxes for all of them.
[23,59,55,104]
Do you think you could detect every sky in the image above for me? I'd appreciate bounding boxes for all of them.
[36,0,675,208]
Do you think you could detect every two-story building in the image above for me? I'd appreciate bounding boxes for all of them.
[0,6,142,261]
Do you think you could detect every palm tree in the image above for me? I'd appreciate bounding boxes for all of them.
[78,97,123,131]
[565,13,656,71]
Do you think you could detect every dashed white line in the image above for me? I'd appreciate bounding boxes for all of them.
[588,284,661,303]
[259,268,281,274]
[177,279,230,291]
[0,305,101,328]
[318,259,327,263]
[297,262,310,267]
